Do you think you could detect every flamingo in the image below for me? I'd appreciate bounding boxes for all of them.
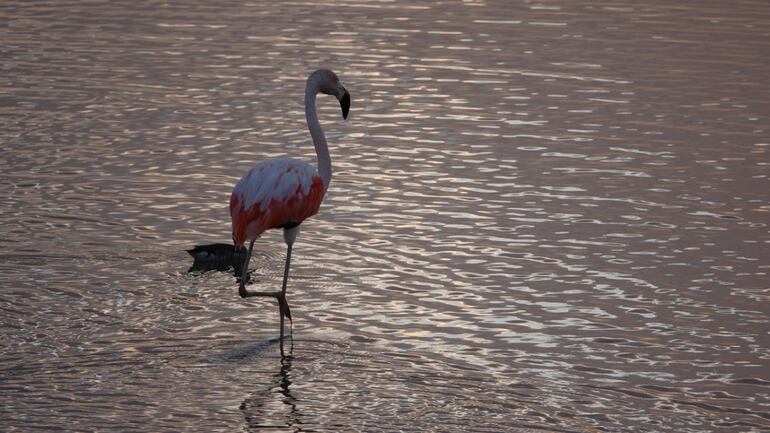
[229,69,350,355]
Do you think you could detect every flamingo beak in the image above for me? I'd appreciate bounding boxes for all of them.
[338,86,350,119]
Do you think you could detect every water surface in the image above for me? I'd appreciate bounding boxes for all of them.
[1,1,769,431]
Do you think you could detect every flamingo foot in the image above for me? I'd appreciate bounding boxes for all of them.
[278,295,292,322]
[238,282,249,298]
[278,294,293,358]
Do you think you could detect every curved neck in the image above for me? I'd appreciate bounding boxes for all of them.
[305,79,332,190]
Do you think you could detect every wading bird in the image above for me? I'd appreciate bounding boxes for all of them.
[229,69,350,356]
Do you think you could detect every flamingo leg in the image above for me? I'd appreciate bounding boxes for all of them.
[278,242,293,357]
[238,239,255,298]
[237,238,294,358]
[239,241,283,298]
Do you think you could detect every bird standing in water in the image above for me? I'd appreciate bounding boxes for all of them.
[229,69,350,356]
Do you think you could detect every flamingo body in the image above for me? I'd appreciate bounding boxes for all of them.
[230,158,325,247]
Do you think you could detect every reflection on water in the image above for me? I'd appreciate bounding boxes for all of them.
[1,0,769,431]
[240,349,297,432]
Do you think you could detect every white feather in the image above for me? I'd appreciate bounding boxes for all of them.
[233,158,317,210]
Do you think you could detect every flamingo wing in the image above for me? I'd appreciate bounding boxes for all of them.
[230,158,325,247]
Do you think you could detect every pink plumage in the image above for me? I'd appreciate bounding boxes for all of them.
[230,158,325,248]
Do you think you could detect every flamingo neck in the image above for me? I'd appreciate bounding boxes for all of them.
[305,78,331,191]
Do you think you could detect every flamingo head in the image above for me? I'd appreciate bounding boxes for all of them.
[313,69,350,120]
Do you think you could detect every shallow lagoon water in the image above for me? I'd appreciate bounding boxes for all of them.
[1,1,769,431]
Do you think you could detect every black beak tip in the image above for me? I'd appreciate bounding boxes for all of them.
[341,91,351,120]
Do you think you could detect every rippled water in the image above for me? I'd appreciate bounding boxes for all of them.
[2,1,769,431]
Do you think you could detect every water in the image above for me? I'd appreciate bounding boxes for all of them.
[1,0,769,431]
